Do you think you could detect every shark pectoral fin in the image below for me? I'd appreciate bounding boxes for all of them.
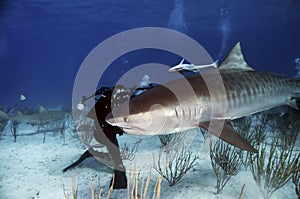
[199,120,258,153]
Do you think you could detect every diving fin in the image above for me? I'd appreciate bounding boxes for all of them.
[199,120,258,153]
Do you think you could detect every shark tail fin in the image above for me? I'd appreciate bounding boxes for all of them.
[0,110,9,120]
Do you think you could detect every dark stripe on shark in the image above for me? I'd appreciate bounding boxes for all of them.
[222,72,299,110]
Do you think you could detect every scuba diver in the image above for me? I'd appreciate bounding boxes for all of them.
[63,86,127,189]
[63,83,155,189]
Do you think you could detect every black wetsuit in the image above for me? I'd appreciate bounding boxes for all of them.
[63,88,127,189]
[88,90,127,189]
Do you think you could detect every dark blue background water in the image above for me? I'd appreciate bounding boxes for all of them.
[1,0,300,108]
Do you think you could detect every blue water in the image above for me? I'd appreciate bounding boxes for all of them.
[0,0,300,107]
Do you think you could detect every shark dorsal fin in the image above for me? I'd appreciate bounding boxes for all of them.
[38,105,47,113]
[16,110,24,116]
[219,42,255,71]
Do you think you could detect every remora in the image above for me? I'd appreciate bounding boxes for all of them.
[106,42,300,152]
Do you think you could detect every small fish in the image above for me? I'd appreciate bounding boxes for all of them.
[19,94,26,101]
[168,59,218,72]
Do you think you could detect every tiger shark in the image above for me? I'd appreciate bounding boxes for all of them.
[106,42,300,152]
[0,106,67,125]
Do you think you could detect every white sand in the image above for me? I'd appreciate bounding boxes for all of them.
[0,123,298,199]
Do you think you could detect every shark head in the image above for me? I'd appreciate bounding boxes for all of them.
[106,85,192,136]
[105,104,152,135]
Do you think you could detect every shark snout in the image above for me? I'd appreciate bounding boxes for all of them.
[105,111,147,134]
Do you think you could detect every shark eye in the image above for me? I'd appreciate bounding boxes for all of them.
[123,117,129,122]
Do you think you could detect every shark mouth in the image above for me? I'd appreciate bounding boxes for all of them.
[120,125,146,132]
